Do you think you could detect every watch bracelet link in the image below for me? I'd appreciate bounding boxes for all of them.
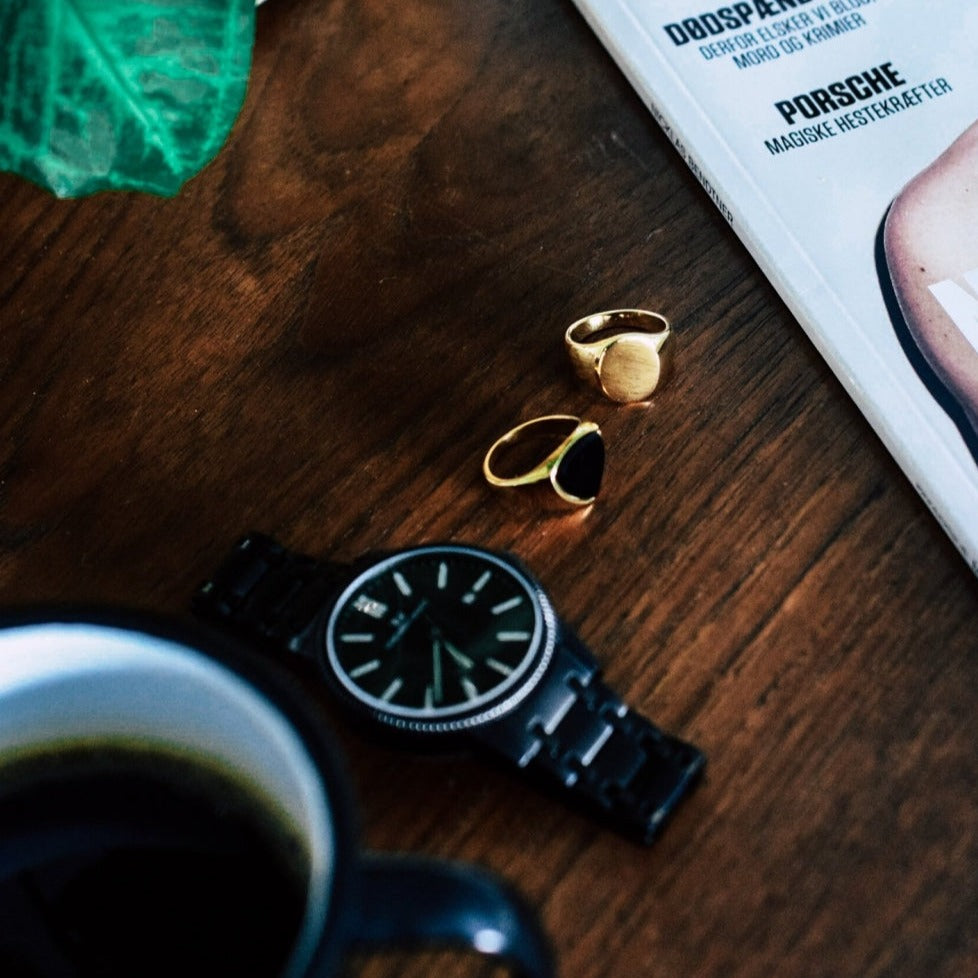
[484,631,705,845]
[194,533,347,656]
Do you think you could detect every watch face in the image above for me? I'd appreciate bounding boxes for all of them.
[323,546,555,731]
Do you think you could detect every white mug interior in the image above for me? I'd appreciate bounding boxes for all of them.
[0,620,335,978]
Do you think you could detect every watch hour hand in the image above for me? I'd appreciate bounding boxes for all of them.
[443,639,474,671]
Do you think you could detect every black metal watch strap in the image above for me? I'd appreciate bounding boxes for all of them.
[479,630,705,845]
[193,533,348,657]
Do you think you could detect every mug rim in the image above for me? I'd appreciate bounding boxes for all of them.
[0,604,362,978]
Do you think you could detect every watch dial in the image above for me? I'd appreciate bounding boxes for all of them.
[324,547,548,725]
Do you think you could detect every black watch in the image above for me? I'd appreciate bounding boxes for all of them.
[193,533,705,845]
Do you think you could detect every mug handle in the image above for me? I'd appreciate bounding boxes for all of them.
[353,854,555,978]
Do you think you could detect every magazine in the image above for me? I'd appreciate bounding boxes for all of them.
[570,0,978,571]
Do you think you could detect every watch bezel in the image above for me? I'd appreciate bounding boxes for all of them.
[320,544,558,735]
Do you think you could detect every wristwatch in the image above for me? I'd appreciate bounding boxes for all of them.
[193,533,705,844]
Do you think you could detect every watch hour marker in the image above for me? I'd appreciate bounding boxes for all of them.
[462,570,491,605]
[491,596,523,615]
[496,631,530,642]
[393,571,412,596]
[461,678,479,701]
[381,678,404,702]
[340,633,375,643]
[445,642,474,670]
[486,658,513,677]
[350,659,381,678]
[437,562,448,589]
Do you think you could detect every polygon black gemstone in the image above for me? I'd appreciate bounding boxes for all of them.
[555,431,604,500]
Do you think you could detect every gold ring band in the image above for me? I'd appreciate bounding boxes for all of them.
[565,308,672,403]
[482,415,604,506]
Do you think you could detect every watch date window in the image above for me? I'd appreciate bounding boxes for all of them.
[353,594,388,619]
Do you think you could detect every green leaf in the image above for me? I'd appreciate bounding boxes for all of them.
[0,0,256,198]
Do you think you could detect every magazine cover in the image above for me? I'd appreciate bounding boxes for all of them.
[571,0,978,571]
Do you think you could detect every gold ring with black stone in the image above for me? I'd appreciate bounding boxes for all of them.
[482,415,604,507]
[565,309,672,403]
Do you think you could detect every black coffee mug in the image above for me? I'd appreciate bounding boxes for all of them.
[0,610,554,978]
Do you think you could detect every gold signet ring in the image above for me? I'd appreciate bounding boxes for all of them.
[483,415,604,506]
[565,309,672,403]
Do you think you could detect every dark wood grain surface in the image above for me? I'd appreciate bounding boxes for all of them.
[2,1,978,976]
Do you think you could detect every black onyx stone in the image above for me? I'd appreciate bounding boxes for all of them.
[555,431,604,500]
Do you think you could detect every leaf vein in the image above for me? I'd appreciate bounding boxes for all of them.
[63,0,180,172]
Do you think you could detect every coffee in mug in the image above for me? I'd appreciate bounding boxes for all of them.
[0,612,553,978]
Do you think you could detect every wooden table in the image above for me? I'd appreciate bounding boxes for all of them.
[2,1,977,975]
